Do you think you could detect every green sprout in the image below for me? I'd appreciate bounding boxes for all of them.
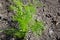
[4,0,44,39]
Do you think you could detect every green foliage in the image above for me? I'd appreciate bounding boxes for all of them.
[4,28,16,36]
[30,21,44,35]
[4,0,44,39]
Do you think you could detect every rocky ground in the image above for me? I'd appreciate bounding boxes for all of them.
[0,0,60,40]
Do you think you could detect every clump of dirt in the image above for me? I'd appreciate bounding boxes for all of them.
[0,0,17,40]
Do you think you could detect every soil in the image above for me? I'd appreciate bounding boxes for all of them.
[0,0,60,40]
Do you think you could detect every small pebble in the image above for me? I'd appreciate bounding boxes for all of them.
[0,3,2,8]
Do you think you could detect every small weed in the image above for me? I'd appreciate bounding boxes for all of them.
[4,0,44,39]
